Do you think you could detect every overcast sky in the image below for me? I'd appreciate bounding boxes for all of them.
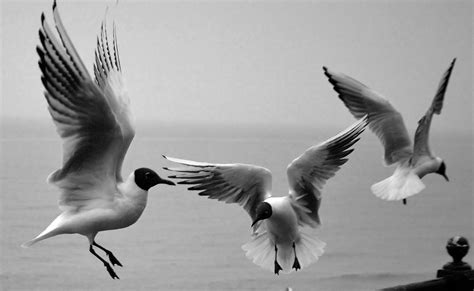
[1,0,472,135]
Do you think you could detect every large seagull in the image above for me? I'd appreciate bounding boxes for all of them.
[324,59,455,204]
[163,116,367,274]
[22,1,175,279]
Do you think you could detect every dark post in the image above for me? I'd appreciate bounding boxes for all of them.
[435,236,473,291]
[437,236,472,276]
[380,235,473,291]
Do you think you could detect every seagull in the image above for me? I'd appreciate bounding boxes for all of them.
[323,58,455,204]
[22,1,175,279]
[163,116,368,274]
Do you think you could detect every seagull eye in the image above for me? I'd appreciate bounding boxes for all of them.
[145,172,151,179]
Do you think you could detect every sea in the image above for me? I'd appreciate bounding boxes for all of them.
[1,121,472,290]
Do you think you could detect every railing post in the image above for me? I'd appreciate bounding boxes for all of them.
[436,236,472,291]
[437,236,471,276]
[380,235,473,290]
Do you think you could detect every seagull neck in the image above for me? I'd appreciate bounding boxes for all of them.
[414,156,442,178]
[119,173,149,201]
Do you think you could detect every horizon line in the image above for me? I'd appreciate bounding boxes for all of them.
[1,117,471,139]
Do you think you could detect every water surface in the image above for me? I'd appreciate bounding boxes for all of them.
[1,126,472,290]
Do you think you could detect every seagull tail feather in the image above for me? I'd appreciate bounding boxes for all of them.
[295,231,326,269]
[21,231,58,248]
[21,217,64,248]
[371,167,425,201]
[241,231,325,274]
[242,231,275,273]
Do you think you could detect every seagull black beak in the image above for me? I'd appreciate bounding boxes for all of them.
[442,174,449,182]
[159,178,176,186]
[251,219,260,228]
[251,202,272,227]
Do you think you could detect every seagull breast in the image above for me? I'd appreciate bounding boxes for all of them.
[265,197,300,244]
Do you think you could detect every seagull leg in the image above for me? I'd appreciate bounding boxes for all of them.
[89,245,119,279]
[274,244,283,275]
[93,241,123,267]
[292,242,301,271]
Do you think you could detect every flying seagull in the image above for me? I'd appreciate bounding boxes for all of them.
[323,58,455,204]
[22,0,175,279]
[163,116,367,274]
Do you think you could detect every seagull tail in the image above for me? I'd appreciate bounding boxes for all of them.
[21,216,64,248]
[371,166,426,201]
[242,231,275,273]
[241,231,325,274]
[21,231,58,248]
[295,231,326,269]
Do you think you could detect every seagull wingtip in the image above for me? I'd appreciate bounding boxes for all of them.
[21,241,33,248]
[53,0,57,10]
[36,45,43,55]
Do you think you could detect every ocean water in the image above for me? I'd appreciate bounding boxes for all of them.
[1,125,472,290]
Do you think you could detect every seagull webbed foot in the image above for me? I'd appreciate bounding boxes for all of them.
[292,257,301,271]
[106,252,123,267]
[274,260,283,275]
[93,241,123,267]
[104,262,120,279]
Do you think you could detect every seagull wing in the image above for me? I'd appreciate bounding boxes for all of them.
[38,3,134,210]
[323,67,412,165]
[286,116,368,228]
[412,58,456,162]
[163,156,272,224]
[93,19,134,181]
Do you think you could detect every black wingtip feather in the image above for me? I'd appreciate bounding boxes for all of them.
[53,0,57,10]
[36,46,44,57]
[41,13,45,23]
[178,181,192,185]
[323,66,333,79]
[38,29,46,45]
[40,76,48,88]
[38,60,46,73]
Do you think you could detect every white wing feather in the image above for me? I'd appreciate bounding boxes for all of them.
[287,116,368,228]
[163,156,272,225]
[323,66,412,165]
[412,58,455,163]
[38,3,134,210]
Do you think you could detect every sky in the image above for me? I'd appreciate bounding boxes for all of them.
[1,0,472,135]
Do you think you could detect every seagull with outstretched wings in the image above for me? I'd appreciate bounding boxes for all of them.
[323,58,455,204]
[163,116,367,274]
[22,0,175,279]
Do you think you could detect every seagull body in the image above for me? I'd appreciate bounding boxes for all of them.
[323,59,455,203]
[22,1,174,279]
[164,116,368,274]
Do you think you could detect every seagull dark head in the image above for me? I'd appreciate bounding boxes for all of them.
[436,161,449,182]
[134,168,175,191]
[251,202,273,227]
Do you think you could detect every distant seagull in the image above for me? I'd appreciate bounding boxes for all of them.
[163,116,368,274]
[22,1,175,279]
[323,58,455,204]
